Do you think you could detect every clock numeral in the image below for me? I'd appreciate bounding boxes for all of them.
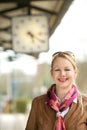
[41,23,47,28]
[13,33,17,37]
[22,46,26,50]
[16,41,20,44]
[28,17,32,21]
[15,25,19,29]
[37,45,41,49]
[41,40,46,43]
[20,19,25,23]
[35,18,40,23]
[30,48,33,52]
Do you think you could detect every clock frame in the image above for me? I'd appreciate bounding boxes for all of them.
[12,15,49,53]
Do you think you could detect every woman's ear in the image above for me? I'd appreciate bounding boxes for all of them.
[74,69,78,78]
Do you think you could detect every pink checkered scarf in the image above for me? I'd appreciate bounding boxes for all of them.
[46,84,78,130]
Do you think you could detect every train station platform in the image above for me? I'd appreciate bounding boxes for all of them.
[0,113,28,130]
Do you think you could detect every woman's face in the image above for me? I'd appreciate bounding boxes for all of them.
[51,57,77,89]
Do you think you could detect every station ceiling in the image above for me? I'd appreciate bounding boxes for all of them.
[0,0,73,54]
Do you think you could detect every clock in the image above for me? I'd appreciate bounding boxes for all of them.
[12,15,49,53]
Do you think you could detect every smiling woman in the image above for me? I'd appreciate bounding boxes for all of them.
[25,51,87,130]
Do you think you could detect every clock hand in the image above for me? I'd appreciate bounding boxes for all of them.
[34,36,45,43]
[27,31,45,43]
[27,32,34,38]
[27,32,34,42]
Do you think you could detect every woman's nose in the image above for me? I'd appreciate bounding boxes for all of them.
[60,70,66,76]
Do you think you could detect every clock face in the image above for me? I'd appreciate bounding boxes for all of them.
[12,15,49,53]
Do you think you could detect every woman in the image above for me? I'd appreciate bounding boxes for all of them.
[25,51,87,130]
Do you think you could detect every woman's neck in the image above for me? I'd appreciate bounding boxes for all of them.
[56,91,66,100]
[55,86,71,100]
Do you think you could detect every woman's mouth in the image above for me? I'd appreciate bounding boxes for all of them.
[58,78,68,82]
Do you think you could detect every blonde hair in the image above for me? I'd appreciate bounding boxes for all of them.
[51,51,78,71]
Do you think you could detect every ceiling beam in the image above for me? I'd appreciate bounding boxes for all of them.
[0,0,57,3]
[31,5,58,15]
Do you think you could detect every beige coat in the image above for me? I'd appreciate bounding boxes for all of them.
[25,94,87,130]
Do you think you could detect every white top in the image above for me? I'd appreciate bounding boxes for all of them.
[56,97,77,118]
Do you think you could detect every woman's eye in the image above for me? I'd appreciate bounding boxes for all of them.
[65,69,70,71]
[54,69,60,71]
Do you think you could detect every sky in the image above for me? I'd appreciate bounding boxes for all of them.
[0,0,87,75]
[38,0,87,64]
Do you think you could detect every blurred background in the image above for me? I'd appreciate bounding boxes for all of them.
[0,0,87,130]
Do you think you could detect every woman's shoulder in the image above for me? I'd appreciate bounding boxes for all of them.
[82,93,87,101]
[78,93,87,103]
[32,94,47,104]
